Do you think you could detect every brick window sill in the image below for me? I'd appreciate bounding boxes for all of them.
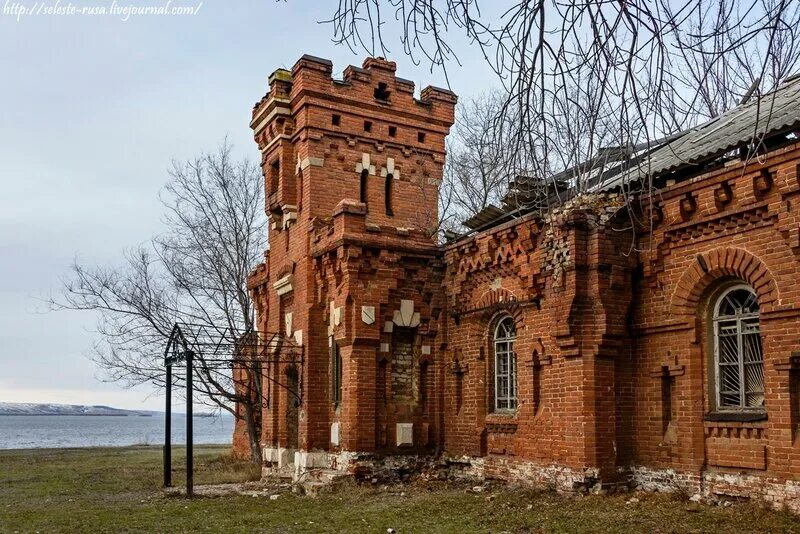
[704,411,767,423]
[485,413,518,434]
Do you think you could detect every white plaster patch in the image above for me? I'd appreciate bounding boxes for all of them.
[490,277,502,291]
[330,422,341,446]
[380,343,390,353]
[277,448,294,469]
[421,345,431,355]
[361,153,370,169]
[284,312,293,336]
[361,306,375,325]
[293,329,303,346]
[333,306,342,326]
[400,300,414,325]
[383,321,394,333]
[396,423,413,446]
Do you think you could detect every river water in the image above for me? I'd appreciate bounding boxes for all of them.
[0,414,233,449]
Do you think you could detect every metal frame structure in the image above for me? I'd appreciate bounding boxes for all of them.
[162,322,303,495]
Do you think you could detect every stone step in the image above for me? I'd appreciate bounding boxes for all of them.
[297,469,353,496]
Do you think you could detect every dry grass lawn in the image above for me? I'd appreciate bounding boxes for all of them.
[1,446,799,533]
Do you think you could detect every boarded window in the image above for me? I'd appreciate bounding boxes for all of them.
[392,328,415,401]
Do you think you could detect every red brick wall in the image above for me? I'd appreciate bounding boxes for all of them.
[236,53,800,507]
[439,142,800,498]
[441,200,636,481]
[630,143,800,487]
[238,55,455,459]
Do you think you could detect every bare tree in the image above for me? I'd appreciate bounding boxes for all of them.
[439,91,518,233]
[52,141,267,464]
[323,0,800,212]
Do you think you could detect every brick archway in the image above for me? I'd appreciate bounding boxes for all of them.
[670,247,779,317]
[472,287,526,329]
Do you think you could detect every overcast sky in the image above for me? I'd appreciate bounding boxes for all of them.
[0,0,496,410]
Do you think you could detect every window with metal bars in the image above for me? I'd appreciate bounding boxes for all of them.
[493,316,518,412]
[713,285,764,411]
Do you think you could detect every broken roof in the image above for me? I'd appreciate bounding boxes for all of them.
[454,74,800,237]
[462,205,511,231]
[602,74,800,189]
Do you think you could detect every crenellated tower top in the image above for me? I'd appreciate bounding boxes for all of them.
[250,55,456,238]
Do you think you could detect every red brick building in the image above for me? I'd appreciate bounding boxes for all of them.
[236,55,800,509]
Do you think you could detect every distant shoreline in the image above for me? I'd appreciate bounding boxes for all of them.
[0,414,153,417]
[0,413,220,417]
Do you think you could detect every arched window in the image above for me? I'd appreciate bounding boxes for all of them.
[713,284,764,411]
[493,316,517,412]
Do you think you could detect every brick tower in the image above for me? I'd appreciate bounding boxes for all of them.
[245,55,456,477]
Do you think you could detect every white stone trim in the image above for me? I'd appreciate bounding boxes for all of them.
[284,312,293,336]
[251,105,292,136]
[296,157,324,172]
[274,274,294,296]
[393,299,420,328]
[396,423,413,446]
[361,306,375,325]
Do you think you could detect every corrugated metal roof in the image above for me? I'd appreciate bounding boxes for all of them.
[462,205,510,230]
[605,75,800,188]
[454,75,800,237]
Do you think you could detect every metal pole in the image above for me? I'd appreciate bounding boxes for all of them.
[164,364,172,487]
[186,351,194,497]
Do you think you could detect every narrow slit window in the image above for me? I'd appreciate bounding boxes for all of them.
[364,121,372,133]
[332,114,341,126]
[360,169,368,204]
[388,126,397,137]
[331,341,342,406]
[269,159,280,194]
[417,132,426,143]
[385,174,393,216]
[420,361,429,414]
[297,170,303,212]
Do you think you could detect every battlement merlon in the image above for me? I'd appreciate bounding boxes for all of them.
[250,55,457,147]
[246,260,270,291]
